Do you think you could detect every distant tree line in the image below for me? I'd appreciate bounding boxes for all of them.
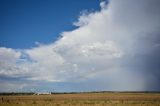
[0,92,34,95]
[51,91,160,94]
[0,91,160,95]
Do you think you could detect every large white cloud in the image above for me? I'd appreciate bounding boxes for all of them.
[0,47,21,77]
[0,0,160,91]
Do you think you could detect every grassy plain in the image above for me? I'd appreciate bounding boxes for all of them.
[0,92,160,106]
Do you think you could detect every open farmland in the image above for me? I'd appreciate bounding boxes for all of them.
[0,92,160,106]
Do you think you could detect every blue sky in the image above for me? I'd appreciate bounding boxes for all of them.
[0,0,160,92]
[0,0,100,49]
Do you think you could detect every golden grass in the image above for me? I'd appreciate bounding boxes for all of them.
[0,93,160,106]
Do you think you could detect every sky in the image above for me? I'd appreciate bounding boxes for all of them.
[0,0,160,92]
[0,0,101,48]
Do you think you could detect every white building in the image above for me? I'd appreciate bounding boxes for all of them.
[35,92,51,95]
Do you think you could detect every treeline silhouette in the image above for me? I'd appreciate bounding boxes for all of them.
[0,92,34,95]
[0,91,160,95]
[51,91,160,94]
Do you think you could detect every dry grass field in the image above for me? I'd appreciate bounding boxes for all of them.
[0,93,160,106]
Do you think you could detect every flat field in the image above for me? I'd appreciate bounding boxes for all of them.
[0,93,160,106]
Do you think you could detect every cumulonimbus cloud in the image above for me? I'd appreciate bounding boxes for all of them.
[0,0,160,91]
